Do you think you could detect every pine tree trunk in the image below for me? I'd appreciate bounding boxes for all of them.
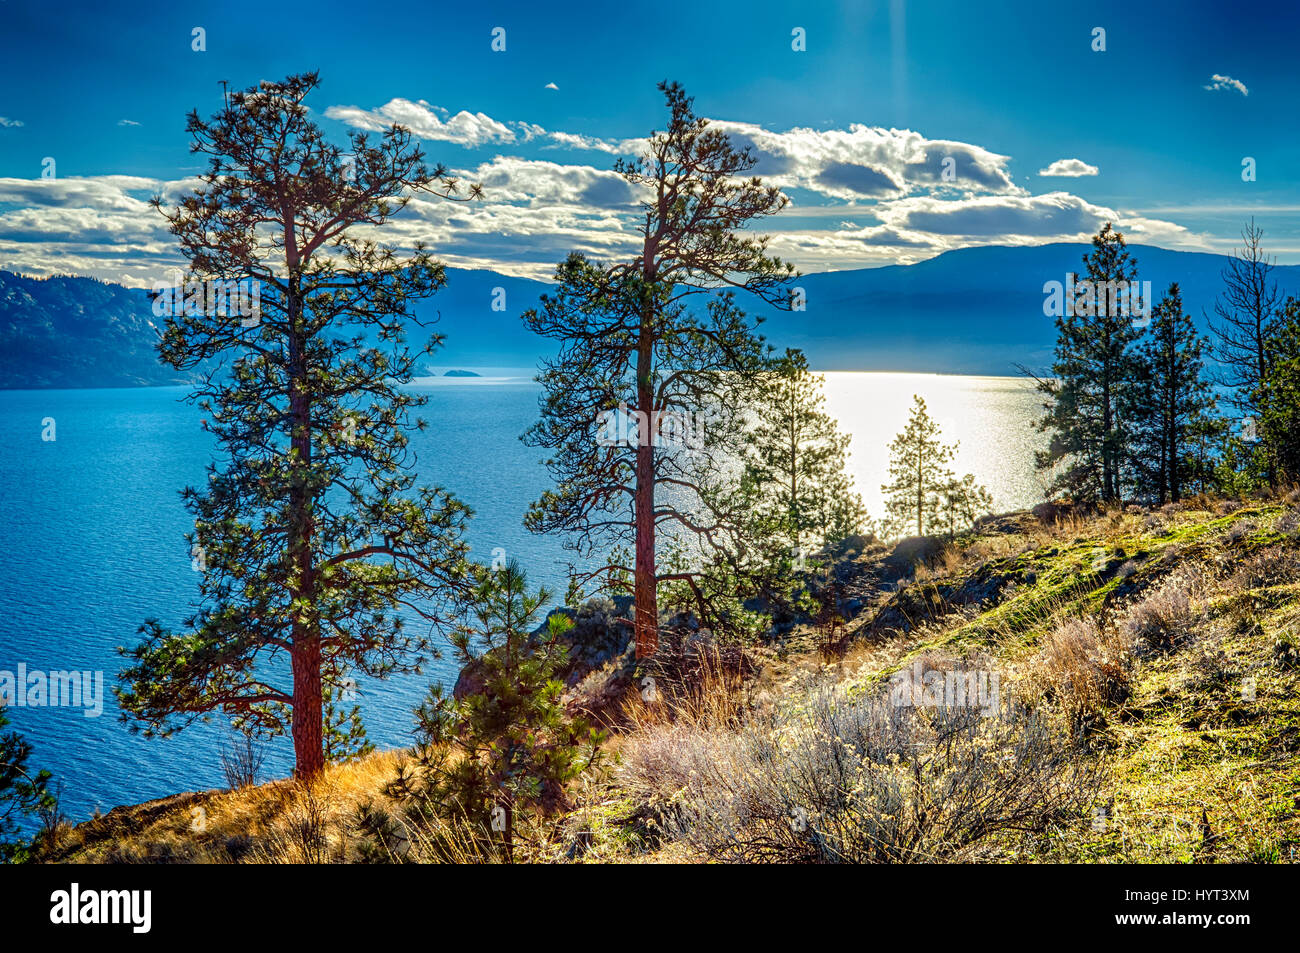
[1102,360,1115,503]
[1172,401,1178,502]
[286,275,325,780]
[291,639,324,780]
[634,303,658,659]
[915,450,923,536]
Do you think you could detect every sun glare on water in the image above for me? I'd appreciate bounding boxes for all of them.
[819,371,1050,521]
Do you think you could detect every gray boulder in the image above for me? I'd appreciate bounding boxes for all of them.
[886,535,944,571]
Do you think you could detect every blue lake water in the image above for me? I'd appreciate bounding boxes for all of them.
[0,373,1045,822]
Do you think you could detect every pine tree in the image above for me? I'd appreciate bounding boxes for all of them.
[1258,298,1300,483]
[697,349,871,628]
[384,562,603,863]
[1033,223,1143,503]
[523,82,794,658]
[939,473,995,537]
[1184,414,1233,496]
[0,706,53,862]
[746,349,869,550]
[882,395,956,538]
[118,74,478,780]
[881,396,991,539]
[1129,283,1214,503]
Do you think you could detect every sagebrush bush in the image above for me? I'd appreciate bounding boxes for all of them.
[1028,617,1132,734]
[619,677,1099,863]
[1224,519,1256,544]
[1227,546,1300,591]
[1121,573,1201,651]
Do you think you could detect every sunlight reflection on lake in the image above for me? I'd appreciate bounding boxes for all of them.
[820,372,1050,523]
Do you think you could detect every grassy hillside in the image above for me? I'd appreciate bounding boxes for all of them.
[38,491,1300,864]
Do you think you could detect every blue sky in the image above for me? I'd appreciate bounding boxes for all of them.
[1,0,1297,283]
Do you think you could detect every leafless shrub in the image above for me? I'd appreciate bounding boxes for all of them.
[814,572,850,662]
[35,781,68,854]
[220,727,266,791]
[619,676,1100,863]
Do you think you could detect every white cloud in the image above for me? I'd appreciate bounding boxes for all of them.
[537,119,1023,201]
[0,113,1211,283]
[544,82,558,90]
[117,119,140,127]
[0,117,23,128]
[326,98,643,159]
[460,155,637,208]
[322,100,1023,208]
[707,121,1022,200]
[543,131,642,155]
[1038,158,1098,177]
[323,99,519,147]
[875,191,1198,244]
[1204,74,1248,96]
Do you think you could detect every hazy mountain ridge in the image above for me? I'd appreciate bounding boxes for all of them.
[0,272,182,389]
[4,244,1299,388]
[759,243,1300,374]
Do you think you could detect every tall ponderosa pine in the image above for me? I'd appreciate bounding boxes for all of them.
[119,74,479,780]
[746,349,869,550]
[881,395,956,538]
[1034,223,1142,503]
[1129,283,1214,503]
[523,82,794,657]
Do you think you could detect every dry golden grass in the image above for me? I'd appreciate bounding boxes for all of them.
[621,644,750,731]
[49,748,407,864]
[1021,617,1135,733]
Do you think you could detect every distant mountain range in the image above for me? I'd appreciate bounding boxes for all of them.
[760,243,1300,374]
[4,244,1299,388]
[0,272,183,388]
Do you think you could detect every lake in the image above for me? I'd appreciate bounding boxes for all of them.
[0,372,1046,822]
